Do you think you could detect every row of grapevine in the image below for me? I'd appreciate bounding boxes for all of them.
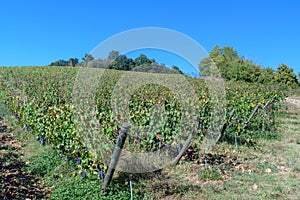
[0,66,285,177]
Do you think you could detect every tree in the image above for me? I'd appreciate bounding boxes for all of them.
[257,67,275,84]
[172,65,184,74]
[82,54,94,64]
[200,46,239,79]
[150,59,156,63]
[68,58,79,67]
[132,63,176,74]
[231,59,261,82]
[200,45,268,83]
[199,57,217,77]
[49,59,68,66]
[108,55,135,71]
[222,46,239,60]
[134,54,151,66]
[108,50,120,60]
[275,64,298,87]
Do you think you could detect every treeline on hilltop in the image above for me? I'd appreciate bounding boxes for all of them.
[49,46,299,88]
[49,50,184,75]
[200,45,299,88]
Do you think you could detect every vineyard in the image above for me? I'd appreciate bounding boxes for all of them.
[0,66,288,198]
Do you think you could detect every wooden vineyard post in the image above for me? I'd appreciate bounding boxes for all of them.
[173,110,235,166]
[216,109,235,142]
[243,104,260,129]
[262,99,273,111]
[173,131,194,166]
[233,103,262,151]
[173,117,204,166]
[101,122,130,195]
[262,99,273,119]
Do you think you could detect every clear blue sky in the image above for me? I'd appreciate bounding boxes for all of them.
[0,0,299,76]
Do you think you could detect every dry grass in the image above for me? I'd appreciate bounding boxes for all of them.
[140,101,300,199]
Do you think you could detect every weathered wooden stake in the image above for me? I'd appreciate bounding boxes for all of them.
[262,99,273,119]
[173,131,194,166]
[243,104,260,129]
[172,118,203,166]
[101,122,130,194]
[262,99,273,110]
[234,132,238,151]
[216,109,235,142]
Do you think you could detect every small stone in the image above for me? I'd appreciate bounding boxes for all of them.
[265,168,272,173]
[253,183,258,190]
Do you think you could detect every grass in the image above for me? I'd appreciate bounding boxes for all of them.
[199,167,222,181]
[26,149,145,200]
[22,145,145,200]
[1,99,300,199]
[138,101,300,199]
